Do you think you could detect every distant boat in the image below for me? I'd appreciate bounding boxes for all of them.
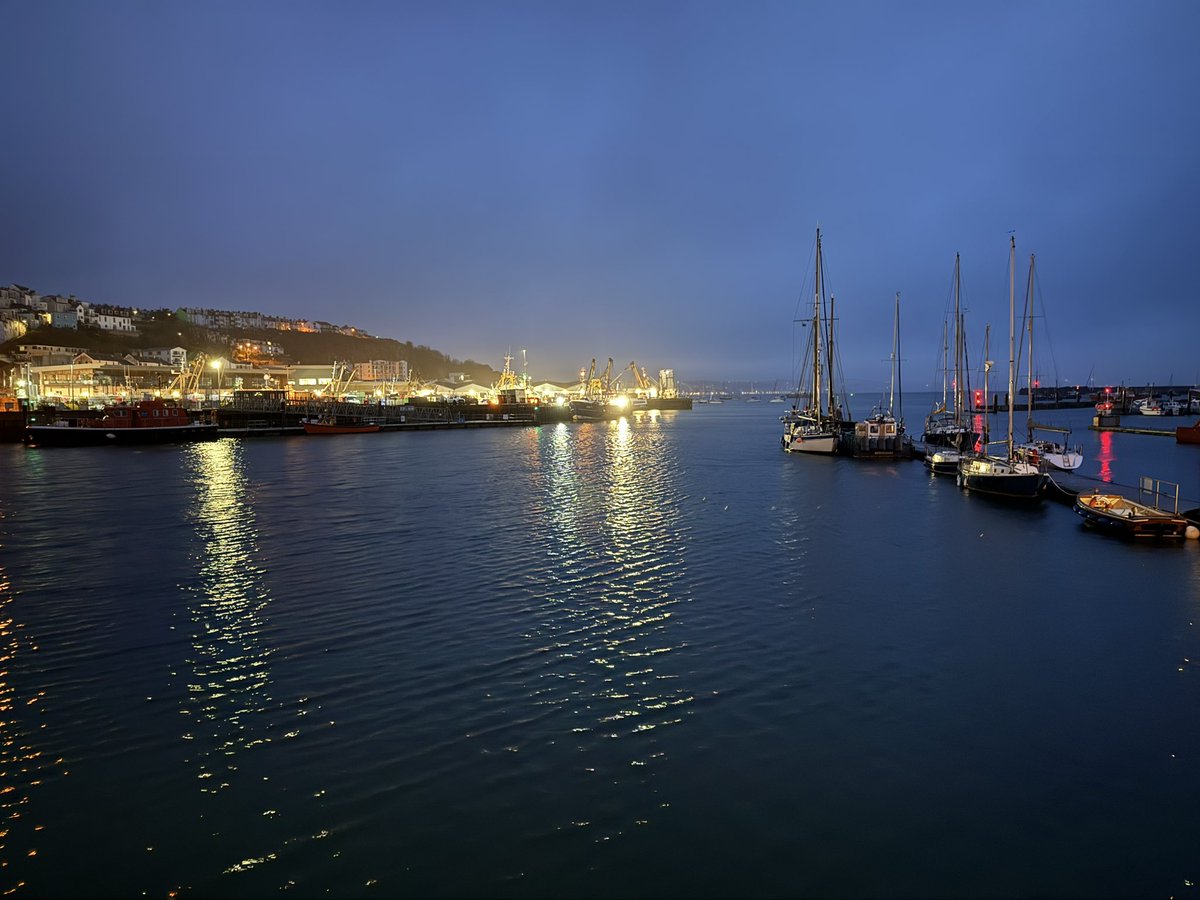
[781,228,851,455]
[25,398,218,447]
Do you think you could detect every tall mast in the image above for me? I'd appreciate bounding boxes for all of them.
[983,324,991,448]
[896,292,903,424]
[1026,253,1035,438]
[1007,234,1016,459]
[889,292,899,413]
[953,253,963,421]
[813,228,823,421]
[827,295,837,419]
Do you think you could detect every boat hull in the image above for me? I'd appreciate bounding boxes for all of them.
[782,431,838,454]
[957,456,1045,499]
[924,447,961,476]
[569,400,609,421]
[25,423,219,447]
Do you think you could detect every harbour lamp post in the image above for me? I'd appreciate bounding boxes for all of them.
[211,358,223,405]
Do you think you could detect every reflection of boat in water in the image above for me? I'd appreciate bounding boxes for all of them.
[301,417,380,434]
[25,398,218,446]
[781,227,851,455]
[1074,488,1189,539]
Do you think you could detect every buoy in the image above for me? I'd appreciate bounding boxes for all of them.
[1186,525,1199,540]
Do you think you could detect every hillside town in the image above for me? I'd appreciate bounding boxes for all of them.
[0,283,681,409]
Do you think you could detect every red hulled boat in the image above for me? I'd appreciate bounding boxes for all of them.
[25,399,218,447]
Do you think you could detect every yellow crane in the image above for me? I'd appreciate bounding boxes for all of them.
[319,360,358,398]
[167,353,208,397]
[616,361,657,396]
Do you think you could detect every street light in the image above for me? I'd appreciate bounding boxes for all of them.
[211,358,223,405]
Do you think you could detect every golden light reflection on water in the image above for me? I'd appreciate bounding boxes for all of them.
[0,519,54,894]
[180,442,274,799]
[532,418,692,765]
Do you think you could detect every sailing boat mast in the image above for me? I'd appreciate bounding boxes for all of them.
[953,254,964,425]
[982,324,992,448]
[1007,234,1016,460]
[889,292,900,414]
[827,295,837,419]
[813,228,823,423]
[1026,253,1036,437]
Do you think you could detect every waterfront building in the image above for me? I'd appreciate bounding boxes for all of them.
[356,359,409,383]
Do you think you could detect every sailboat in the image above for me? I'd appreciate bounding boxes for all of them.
[1014,254,1084,471]
[781,228,851,454]
[957,236,1047,500]
[848,292,912,458]
[923,254,977,475]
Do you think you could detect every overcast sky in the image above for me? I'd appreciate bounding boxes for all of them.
[2,0,1197,390]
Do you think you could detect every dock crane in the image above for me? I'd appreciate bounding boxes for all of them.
[167,353,208,397]
[617,361,658,397]
[319,360,358,398]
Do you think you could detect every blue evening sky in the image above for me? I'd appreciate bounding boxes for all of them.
[2,0,1197,390]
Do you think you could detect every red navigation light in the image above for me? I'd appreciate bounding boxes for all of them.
[1034,379,1040,389]
[974,389,983,406]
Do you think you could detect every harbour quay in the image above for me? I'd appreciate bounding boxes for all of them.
[216,391,691,436]
[216,390,541,437]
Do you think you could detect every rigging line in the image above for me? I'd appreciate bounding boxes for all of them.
[1030,258,1062,387]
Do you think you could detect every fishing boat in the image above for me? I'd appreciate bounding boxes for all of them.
[1177,419,1200,444]
[568,397,608,420]
[957,239,1046,500]
[847,292,912,459]
[24,398,219,447]
[781,227,851,454]
[301,417,380,434]
[923,253,977,462]
[570,358,624,420]
[1074,489,1189,539]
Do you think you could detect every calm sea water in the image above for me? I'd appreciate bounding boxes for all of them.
[1,396,1199,898]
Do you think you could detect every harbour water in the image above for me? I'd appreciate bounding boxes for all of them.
[1,396,1199,898]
